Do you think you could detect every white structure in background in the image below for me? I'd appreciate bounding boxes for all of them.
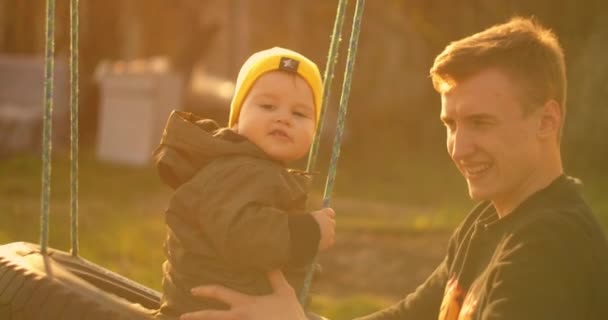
[190,65,234,102]
[95,57,182,166]
[188,63,234,118]
[0,55,68,157]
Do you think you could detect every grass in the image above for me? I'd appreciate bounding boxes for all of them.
[0,150,401,319]
[311,294,393,319]
[0,150,457,319]
[0,151,170,290]
[1,149,607,319]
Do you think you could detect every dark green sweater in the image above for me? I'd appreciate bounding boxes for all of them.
[357,175,608,320]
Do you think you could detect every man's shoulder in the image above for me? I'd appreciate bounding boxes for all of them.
[514,193,602,242]
[505,198,608,272]
[506,175,605,243]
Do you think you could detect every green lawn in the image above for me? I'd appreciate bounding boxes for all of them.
[1,150,606,319]
[0,151,170,289]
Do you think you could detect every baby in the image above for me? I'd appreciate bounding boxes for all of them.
[154,47,336,318]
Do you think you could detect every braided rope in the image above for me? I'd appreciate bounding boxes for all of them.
[306,0,349,173]
[321,0,365,207]
[300,0,366,304]
[69,0,80,257]
[40,0,56,254]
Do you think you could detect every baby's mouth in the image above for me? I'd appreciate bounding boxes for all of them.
[270,129,291,141]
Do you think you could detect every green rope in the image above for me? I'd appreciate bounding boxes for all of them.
[300,0,366,305]
[40,0,56,254]
[69,0,80,257]
[306,0,349,173]
[322,0,365,206]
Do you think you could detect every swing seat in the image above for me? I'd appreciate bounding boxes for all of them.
[0,241,159,319]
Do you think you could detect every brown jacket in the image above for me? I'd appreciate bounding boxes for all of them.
[154,111,320,317]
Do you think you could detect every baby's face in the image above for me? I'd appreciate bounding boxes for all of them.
[233,71,316,162]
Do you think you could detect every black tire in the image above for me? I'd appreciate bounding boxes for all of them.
[0,242,161,319]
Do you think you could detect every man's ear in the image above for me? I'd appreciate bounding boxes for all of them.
[537,99,562,139]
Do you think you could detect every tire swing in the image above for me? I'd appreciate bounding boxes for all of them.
[0,0,160,318]
[0,0,365,318]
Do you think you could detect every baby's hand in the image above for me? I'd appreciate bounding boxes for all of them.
[311,208,336,251]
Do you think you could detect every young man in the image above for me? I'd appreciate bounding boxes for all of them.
[180,17,608,320]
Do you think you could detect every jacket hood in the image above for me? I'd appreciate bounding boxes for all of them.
[154,110,268,189]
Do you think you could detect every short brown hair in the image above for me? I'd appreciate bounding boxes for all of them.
[430,17,566,116]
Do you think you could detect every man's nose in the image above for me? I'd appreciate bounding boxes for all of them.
[449,128,475,161]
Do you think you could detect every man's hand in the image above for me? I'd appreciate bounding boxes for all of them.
[311,207,336,251]
[180,270,308,320]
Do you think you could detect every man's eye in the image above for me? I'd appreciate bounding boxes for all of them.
[472,120,490,128]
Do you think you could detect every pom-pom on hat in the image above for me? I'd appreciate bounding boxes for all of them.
[228,47,323,127]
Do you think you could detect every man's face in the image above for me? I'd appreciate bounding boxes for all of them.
[234,71,316,162]
[440,68,543,207]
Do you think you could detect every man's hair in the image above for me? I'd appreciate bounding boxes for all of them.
[430,17,566,117]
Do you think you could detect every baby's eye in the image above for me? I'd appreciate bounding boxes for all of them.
[293,111,308,118]
[259,104,274,110]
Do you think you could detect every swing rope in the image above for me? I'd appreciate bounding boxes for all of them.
[300,0,366,304]
[321,0,365,208]
[69,0,80,257]
[40,0,56,254]
[306,0,349,173]
[40,0,80,256]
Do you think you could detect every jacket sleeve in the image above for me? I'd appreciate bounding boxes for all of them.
[191,162,313,270]
[286,213,320,267]
[476,217,591,320]
[354,258,449,320]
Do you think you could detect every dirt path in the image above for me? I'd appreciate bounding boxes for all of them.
[314,230,451,301]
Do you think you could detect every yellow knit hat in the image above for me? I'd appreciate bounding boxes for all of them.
[228,47,323,127]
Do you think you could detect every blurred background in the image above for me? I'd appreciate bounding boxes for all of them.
[1,0,607,318]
